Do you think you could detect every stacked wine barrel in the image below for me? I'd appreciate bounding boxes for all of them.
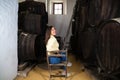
[70,0,120,79]
[95,19,120,80]
[18,1,48,64]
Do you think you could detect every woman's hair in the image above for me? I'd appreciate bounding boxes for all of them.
[45,26,53,45]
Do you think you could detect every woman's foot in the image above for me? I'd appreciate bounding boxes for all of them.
[67,62,72,67]
[61,71,71,77]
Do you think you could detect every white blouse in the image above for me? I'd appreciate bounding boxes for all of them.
[46,35,59,52]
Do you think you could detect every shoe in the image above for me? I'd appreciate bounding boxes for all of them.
[67,62,72,67]
[67,72,71,77]
[61,71,71,77]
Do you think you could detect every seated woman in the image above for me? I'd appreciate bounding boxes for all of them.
[45,25,61,64]
[45,25,71,76]
[45,26,59,54]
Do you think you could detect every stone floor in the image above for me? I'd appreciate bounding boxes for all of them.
[15,53,97,80]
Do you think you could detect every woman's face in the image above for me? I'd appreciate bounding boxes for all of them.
[51,27,56,36]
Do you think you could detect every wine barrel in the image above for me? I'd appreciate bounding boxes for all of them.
[18,1,48,35]
[77,30,97,65]
[18,32,37,63]
[24,14,41,34]
[97,18,120,79]
[19,1,46,15]
[87,0,120,27]
[18,32,46,64]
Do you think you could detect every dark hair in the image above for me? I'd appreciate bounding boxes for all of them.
[45,26,53,45]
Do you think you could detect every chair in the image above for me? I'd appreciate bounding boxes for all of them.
[46,50,68,80]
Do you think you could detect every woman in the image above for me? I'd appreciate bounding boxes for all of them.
[45,26,71,76]
[45,26,59,53]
